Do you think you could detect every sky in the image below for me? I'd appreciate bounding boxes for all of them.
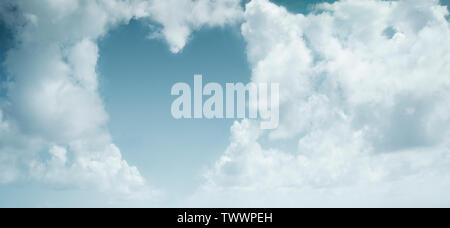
[99,19,250,203]
[0,0,450,208]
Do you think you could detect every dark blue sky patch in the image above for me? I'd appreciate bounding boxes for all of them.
[270,0,337,14]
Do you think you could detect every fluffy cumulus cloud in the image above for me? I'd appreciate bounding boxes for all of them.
[192,0,450,207]
[0,0,153,199]
[0,0,243,200]
[2,0,449,207]
[146,0,243,53]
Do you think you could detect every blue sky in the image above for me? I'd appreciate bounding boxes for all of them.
[1,0,450,207]
[97,0,344,204]
[99,19,250,202]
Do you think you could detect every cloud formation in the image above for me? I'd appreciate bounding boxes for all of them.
[2,0,449,207]
[195,0,450,207]
[0,0,154,198]
[0,0,243,199]
[146,0,243,53]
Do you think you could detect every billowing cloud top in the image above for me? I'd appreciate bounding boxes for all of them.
[196,0,450,207]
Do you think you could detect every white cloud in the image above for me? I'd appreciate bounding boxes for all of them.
[4,0,448,207]
[0,0,244,201]
[195,0,450,207]
[145,0,243,53]
[0,0,152,198]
